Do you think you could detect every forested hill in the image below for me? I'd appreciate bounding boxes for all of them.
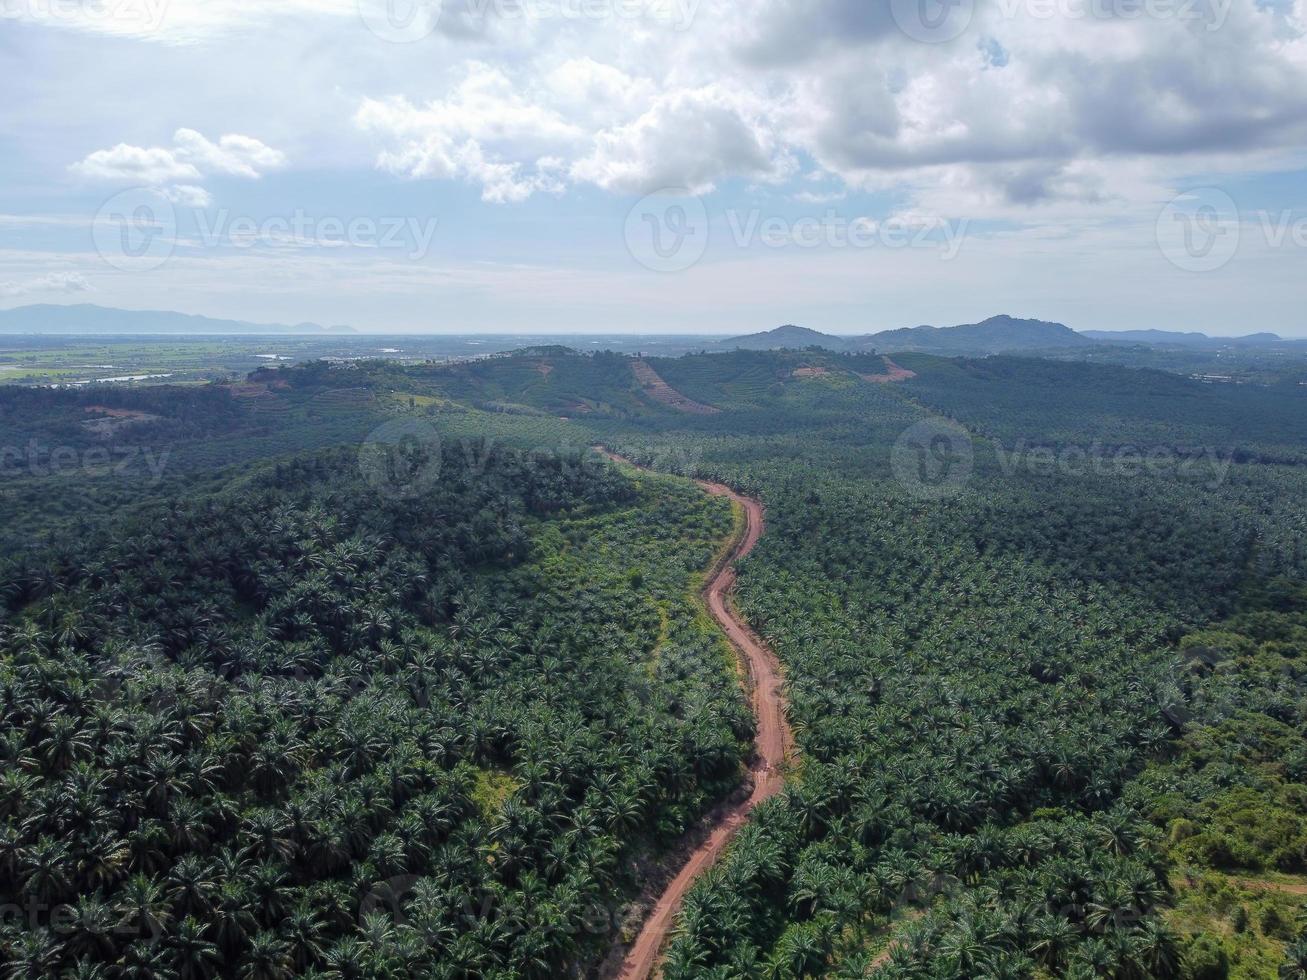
[1,344,1307,977]
[867,314,1091,353]
[0,442,751,978]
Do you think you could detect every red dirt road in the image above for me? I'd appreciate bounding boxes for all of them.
[600,452,793,979]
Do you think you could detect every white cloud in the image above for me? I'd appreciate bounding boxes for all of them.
[9,0,1307,332]
[358,61,792,200]
[4,0,358,44]
[161,184,214,208]
[71,144,202,184]
[0,271,93,298]
[356,63,582,202]
[69,129,286,206]
[171,129,287,179]
[572,86,791,195]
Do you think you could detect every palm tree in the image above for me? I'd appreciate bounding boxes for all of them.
[171,917,222,980]
[1282,936,1307,980]
[166,856,219,917]
[115,873,174,945]
[19,835,72,903]
[238,932,295,980]
[2,928,65,980]
[282,901,329,970]
[116,938,178,980]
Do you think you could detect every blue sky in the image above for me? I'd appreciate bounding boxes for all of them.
[1,0,1306,335]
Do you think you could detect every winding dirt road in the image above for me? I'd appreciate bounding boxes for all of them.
[600,451,793,980]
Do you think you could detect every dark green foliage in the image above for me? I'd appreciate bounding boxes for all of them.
[0,442,749,977]
[4,344,1307,978]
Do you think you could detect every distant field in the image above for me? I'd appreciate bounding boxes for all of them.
[0,334,728,387]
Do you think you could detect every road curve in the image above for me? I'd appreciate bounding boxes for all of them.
[599,451,793,980]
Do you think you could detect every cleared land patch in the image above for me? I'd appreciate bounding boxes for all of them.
[632,359,721,414]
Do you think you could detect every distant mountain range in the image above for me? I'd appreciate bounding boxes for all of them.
[871,315,1090,353]
[725,317,1302,355]
[1079,329,1289,349]
[726,315,1088,354]
[0,305,356,335]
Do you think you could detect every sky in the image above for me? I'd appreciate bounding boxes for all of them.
[1,0,1305,335]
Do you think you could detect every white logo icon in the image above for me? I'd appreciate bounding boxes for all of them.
[1157,187,1240,273]
[358,0,444,42]
[624,189,709,273]
[890,0,975,43]
[92,187,177,272]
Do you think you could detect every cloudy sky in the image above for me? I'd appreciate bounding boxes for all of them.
[1,0,1305,334]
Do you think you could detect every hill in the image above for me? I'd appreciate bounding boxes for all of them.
[870,314,1090,353]
[723,324,856,351]
[726,315,1095,356]
[0,304,357,335]
[1082,329,1292,348]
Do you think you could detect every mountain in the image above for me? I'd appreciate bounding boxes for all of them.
[728,315,1095,355]
[724,324,854,351]
[0,304,357,335]
[1082,329,1290,348]
[870,315,1091,354]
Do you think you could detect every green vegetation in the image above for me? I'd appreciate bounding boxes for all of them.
[2,342,1306,977]
[0,440,750,977]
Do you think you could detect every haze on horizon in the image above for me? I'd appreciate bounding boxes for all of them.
[2,0,1306,337]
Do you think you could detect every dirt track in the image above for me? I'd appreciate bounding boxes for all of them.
[631,360,722,415]
[600,451,792,980]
